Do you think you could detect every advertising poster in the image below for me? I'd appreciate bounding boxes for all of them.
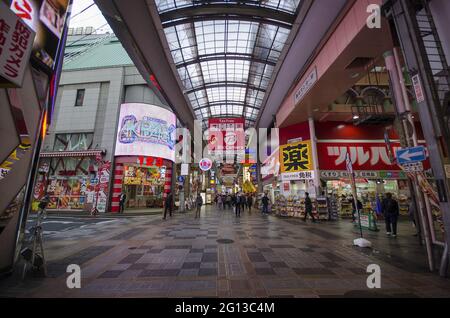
[96,160,110,213]
[9,0,70,71]
[115,103,176,162]
[0,0,35,87]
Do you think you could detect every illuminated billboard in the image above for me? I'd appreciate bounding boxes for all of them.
[115,103,176,162]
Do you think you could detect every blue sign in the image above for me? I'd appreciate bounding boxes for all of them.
[177,176,185,183]
[396,146,426,164]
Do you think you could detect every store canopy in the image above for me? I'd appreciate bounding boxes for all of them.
[155,0,302,129]
[39,149,106,158]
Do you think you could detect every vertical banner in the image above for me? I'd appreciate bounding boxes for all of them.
[96,160,111,213]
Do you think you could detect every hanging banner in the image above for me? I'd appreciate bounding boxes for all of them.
[280,140,314,173]
[9,0,70,72]
[208,118,245,154]
[0,1,35,87]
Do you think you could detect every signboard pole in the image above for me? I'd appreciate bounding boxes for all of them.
[346,153,371,247]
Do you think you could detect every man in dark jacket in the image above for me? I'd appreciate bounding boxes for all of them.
[195,193,203,218]
[261,193,270,214]
[235,193,242,217]
[382,192,400,237]
[163,192,173,220]
[303,192,316,222]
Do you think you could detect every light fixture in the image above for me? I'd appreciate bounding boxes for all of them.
[351,73,360,79]
[353,115,360,120]
[337,124,345,129]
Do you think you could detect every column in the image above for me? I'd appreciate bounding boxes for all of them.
[110,163,123,213]
[309,117,321,196]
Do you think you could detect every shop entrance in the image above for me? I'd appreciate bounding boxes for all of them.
[122,164,166,209]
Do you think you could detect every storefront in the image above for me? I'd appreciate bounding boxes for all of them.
[315,121,432,217]
[113,156,171,209]
[111,102,176,212]
[33,149,108,212]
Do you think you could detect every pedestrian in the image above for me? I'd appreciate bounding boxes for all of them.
[217,194,223,210]
[235,192,242,217]
[408,197,419,236]
[303,192,316,222]
[261,192,270,214]
[195,193,203,218]
[226,193,231,209]
[163,192,173,220]
[382,193,400,237]
[351,197,363,222]
[241,194,246,212]
[119,191,127,213]
[247,194,253,213]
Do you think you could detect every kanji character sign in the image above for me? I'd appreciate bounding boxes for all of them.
[280,140,314,173]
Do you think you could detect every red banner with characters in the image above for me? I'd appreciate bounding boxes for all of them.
[317,141,430,171]
[208,118,245,153]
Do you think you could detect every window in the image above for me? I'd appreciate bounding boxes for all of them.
[75,89,85,106]
[54,133,93,151]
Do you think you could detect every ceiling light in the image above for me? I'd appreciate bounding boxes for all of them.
[353,115,360,120]
[337,124,345,129]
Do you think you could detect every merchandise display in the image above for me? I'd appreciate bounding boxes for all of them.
[274,195,319,219]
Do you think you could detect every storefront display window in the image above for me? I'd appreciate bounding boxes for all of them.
[122,164,166,209]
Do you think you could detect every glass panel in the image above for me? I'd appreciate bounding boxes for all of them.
[157,1,301,126]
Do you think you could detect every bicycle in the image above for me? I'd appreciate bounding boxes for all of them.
[21,198,48,279]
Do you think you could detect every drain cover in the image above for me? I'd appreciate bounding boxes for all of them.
[216,239,234,244]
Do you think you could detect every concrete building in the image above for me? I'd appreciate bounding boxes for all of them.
[34,28,174,214]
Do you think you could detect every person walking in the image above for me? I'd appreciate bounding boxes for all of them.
[163,192,173,220]
[408,197,419,236]
[235,192,242,217]
[247,194,253,213]
[303,192,316,222]
[382,193,400,237]
[195,193,203,218]
[119,191,127,214]
[261,192,270,215]
[217,194,223,210]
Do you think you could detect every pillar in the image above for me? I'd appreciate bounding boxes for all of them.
[308,117,321,196]
[110,163,124,213]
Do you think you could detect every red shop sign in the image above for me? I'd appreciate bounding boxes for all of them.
[317,141,430,171]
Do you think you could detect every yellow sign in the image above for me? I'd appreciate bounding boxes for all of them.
[280,140,314,173]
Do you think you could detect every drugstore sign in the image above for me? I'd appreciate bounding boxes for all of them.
[280,140,314,173]
[317,141,430,171]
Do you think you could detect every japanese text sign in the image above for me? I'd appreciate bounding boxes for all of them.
[280,140,314,173]
[0,1,35,87]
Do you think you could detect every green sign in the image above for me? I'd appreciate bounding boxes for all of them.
[355,211,379,232]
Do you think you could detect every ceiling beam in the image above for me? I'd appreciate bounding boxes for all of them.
[176,53,276,69]
[159,4,295,29]
[185,81,266,95]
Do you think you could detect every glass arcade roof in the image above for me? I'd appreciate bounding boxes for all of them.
[155,0,301,128]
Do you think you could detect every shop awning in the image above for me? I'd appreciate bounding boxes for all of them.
[39,149,106,158]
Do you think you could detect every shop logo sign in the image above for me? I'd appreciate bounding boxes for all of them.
[118,115,176,150]
[199,158,212,171]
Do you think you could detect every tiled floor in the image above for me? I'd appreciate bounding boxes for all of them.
[1,206,449,298]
